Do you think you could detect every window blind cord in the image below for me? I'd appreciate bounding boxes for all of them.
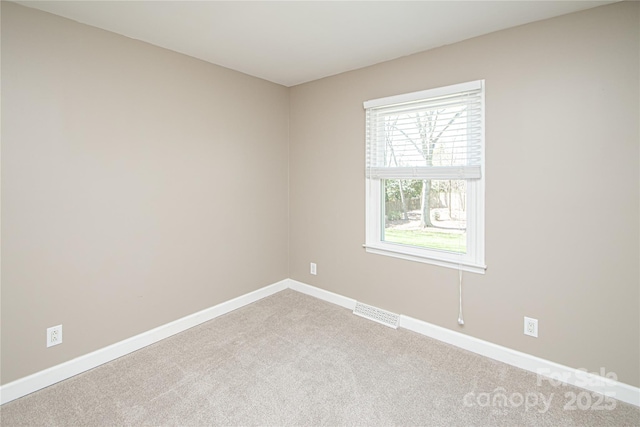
[457,266,464,325]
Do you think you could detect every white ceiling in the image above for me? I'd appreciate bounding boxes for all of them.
[16,1,613,87]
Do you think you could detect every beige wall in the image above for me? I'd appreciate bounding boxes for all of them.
[289,2,640,387]
[1,2,289,384]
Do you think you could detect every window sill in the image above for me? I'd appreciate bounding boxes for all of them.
[363,244,486,274]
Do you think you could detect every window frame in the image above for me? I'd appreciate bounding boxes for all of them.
[364,81,486,274]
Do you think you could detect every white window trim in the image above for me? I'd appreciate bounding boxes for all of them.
[364,80,486,274]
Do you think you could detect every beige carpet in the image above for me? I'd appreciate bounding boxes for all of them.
[1,289,639,426]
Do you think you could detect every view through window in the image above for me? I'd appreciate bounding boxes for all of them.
[383,178,466,253]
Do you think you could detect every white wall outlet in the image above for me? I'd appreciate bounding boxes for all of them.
[524,317,538,338]
[310,262,317,275]
[47,325,63,347]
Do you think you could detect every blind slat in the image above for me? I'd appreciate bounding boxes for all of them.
[366,166,481,180]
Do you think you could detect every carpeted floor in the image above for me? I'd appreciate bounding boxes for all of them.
[1,289,639,426]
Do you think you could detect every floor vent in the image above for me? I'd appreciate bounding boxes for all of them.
[353,302,399,329]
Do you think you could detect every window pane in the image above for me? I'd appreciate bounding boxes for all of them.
[383,179,467,254]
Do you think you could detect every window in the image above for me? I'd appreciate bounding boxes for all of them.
[364,80,485,273]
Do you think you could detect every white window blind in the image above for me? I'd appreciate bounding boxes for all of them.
[365,80,483,180]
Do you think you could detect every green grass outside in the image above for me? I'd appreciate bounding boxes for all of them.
[383,228,466,253]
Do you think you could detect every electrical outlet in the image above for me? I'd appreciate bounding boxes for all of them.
[524,317,538,338]
[310,262,317,275]
[47,325,63,347]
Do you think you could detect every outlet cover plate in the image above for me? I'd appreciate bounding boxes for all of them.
[524,317,538,338]
[47,325,63,347]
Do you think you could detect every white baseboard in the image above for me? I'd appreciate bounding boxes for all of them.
[287,279,356,310]
[2,278,638,408]
[288,280,640,408]
[399,315,640,407]
[0,279,289,405]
